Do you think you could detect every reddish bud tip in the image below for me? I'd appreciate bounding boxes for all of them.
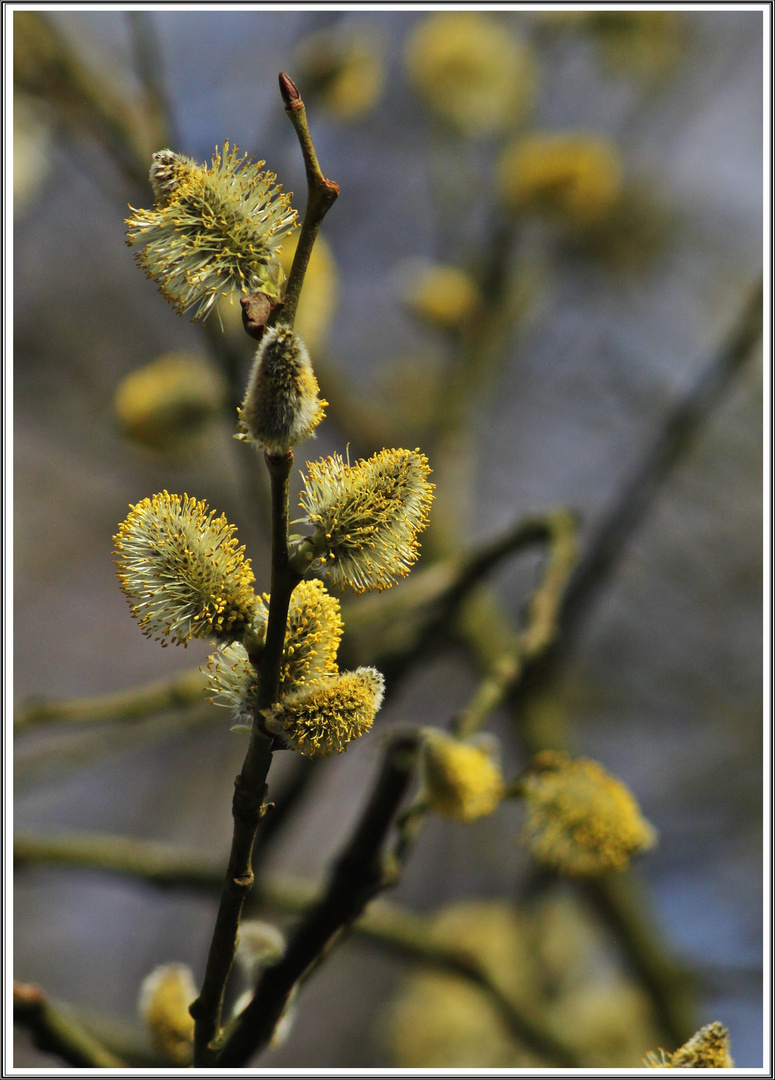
[279,72,300,106]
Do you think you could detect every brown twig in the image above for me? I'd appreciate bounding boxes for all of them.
[13,981,126,1069]
[13,830,578,1065]
[271,73,340,330]
[216,730,420,1067]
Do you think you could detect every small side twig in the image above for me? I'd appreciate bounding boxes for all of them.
[12,828,574,1065]
[13,981,126,1069]
[272,72,340,330]
[454,508,578,740]
[13,668,207,732]
[216,729,420,1067]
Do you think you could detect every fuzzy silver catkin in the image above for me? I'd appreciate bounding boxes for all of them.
[235,327,326,455]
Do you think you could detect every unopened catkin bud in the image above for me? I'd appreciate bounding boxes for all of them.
[235,327,326,455]
[149,149,197,205]
[138,963,196,1066]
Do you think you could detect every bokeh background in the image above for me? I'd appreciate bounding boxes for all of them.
[13,7,764,1069]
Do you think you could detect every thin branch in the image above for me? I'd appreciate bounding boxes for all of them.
[13,981,126,1069]
[216,729,420,1067]
[515,276,764,707]
[13,668,207,732]
[13,828,578,1063]
[580,872,696,1048]
[453,509,578,740]
[271,73,339,330]
[14,830,220,889]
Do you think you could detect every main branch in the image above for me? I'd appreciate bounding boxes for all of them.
[191,453,298,1066]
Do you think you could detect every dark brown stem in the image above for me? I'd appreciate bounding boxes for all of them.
[216,730,420,1067]
[270,72,339,330]
[191,452,298,1066]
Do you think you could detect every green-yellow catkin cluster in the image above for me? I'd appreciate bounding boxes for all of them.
[114,352,228,453]
[404,12,534,136]
[421,731,505,823]
[644,1022,734,1068]
[235,327,326,455]
[208,579,344,732]
[497,132,623,226]
[519,751,656,876]
[299,448,434,593]
[294,27,385,121]
[114,491,257,646]
[126,142,297,322]
[263,667,385,758]
[138,963,196,1067]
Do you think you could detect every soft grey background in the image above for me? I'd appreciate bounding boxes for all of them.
[13,8,764,1069]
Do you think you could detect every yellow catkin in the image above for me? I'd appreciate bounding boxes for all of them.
[262,667,384,758]
[399,260,481,329]
[114,491,257,646]
[126,142,297,321]
[294,28,385,121]
[404,12,534,136]
[138,963,196,1066]
[300,448,434,593]
[542,12,684,80]
[520,751,656,876]
[422,732,505,823]
[497,132,623,226]
[644,1022,734,1068]
[207,581,343,732]
[279,579,343,691]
